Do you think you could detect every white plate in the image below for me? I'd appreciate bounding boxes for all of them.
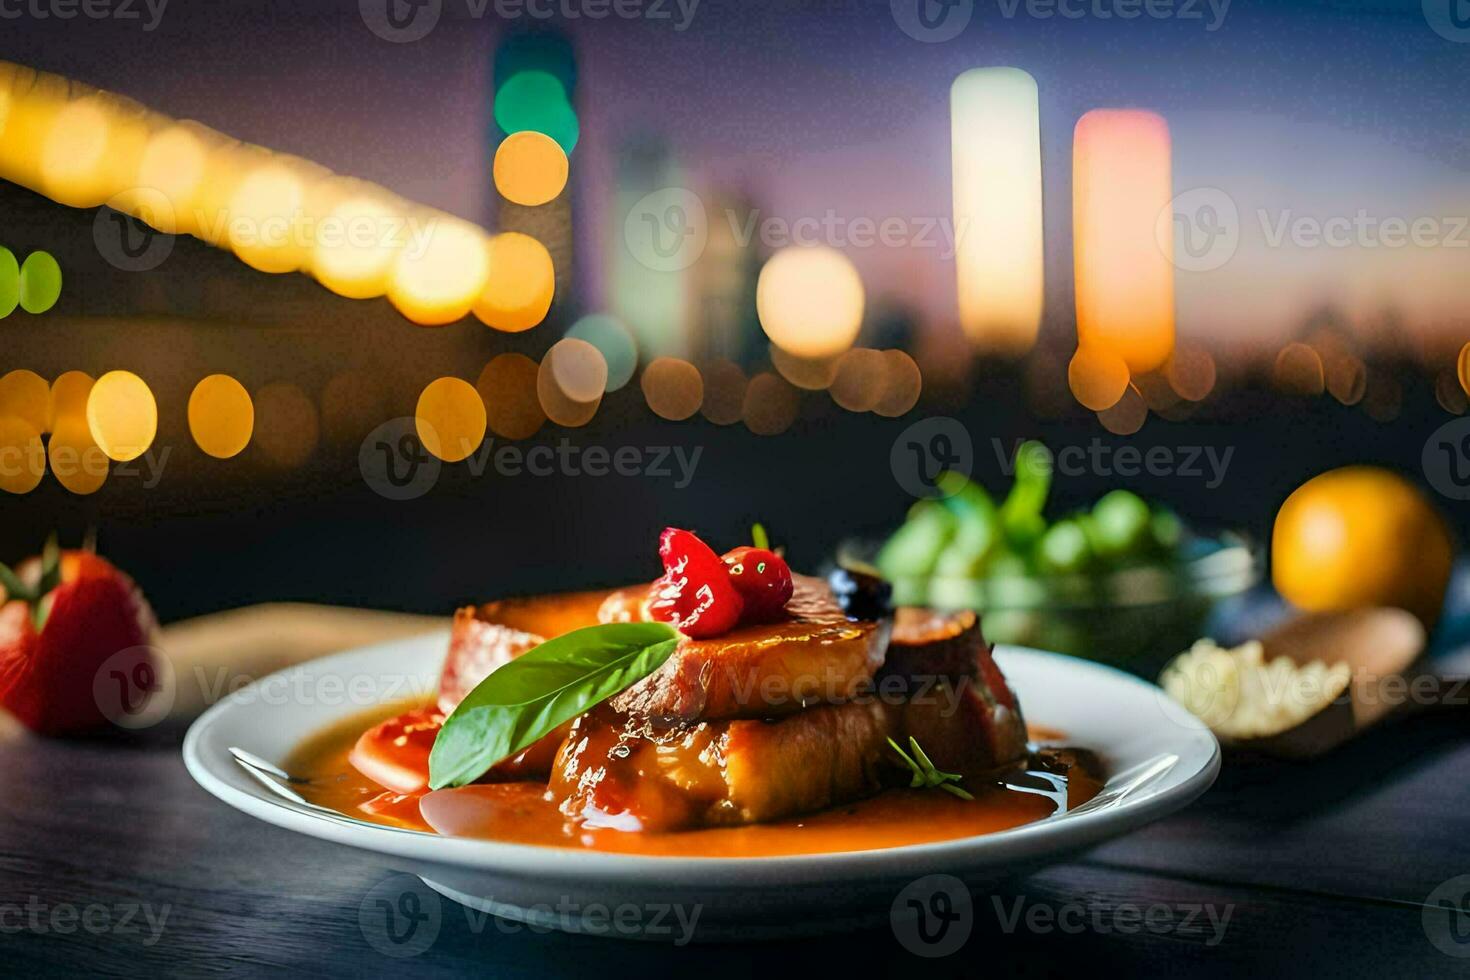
[183,632,1218,941]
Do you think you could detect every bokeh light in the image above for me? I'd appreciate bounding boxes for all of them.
[474,232,555,332]
[0,247,18,317]
[743,373,800,436]
[38,95,113,207]
[252,382,319,469]
[477,353,546,440]
[1272,343,1325,396]
[1435,370,1468,415]
[387,215,490,325]
[493,131,568,207]
[770,344,840,391]
[1073,110,1175,373]
[416,377,487,463]
[1097,383,1148,435]
[565,314,637,391]
[87,370,157,462]
[1163,345,1216,402]
[494,71,579,153]
[188,374,255,459]
[0,369,50,433]
[311,188,405,299]
[756,246,865,360]
[48,418,106,496]
[950,67,1043,355]
[641,358,703,421]
[874,350,923,418]
[829,348,888,412]
[1323,352,1367,406]
[227,162,310,274]
[699,359,747,426]
[538,338,607,428]
[0,416,45,494]
[134,122,210,235]
[18,251,61,314]
[1068,345,1129,411]
[48,371,93,431]
[40,94,148,209]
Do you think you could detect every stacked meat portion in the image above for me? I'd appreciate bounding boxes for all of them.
[438,573,1028,833]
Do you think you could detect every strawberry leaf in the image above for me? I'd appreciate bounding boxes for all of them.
[37,534,61,598]
[0,562,31,604]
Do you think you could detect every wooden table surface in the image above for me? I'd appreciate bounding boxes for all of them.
[2,604,1467,977]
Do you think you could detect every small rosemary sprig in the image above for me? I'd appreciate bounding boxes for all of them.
[888,736,975,801]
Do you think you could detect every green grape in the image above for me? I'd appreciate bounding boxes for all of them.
[935,472,1000,576]
[1150,509,1184,554]
[0,247,18,318]
[1000,440,1053,551]
[1088,489,1152,563]
[876,500,956,580]
[18,251,61,314]
[1038,519,1092,575]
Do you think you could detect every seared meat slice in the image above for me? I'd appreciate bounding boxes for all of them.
[440,590,610,713]
[550,701,892,832]
[435,592,612,784]
[601,574,890,722]
[552,677,1026,832]
[886,608,986,682]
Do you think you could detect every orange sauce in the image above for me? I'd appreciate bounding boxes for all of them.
[285,703,1105,857]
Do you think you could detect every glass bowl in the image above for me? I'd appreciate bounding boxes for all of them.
[837,530,1263,679]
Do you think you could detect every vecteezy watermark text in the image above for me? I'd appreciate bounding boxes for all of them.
[1163,187,1470,273]
[361,419,703,501]
[890,874,1233,957]
[0,897,171,946]
[993,437,1233,490]
[622,190,970,273]
[0,0,168,30]
[359,0,699,43]
[358,874,702,956]
[890,0,1229,43]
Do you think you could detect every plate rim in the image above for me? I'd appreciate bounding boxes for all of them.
[182,633,1219,885]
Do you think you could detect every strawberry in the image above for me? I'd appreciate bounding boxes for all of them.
[0,539,158,736]
[720,546,793,622]
[647,527,744,638]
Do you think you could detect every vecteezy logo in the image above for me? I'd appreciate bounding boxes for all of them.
[890,874,973,957]
[622,187,708,272]
[890,0,974,42]
[1159,187,1240,273]
[359,418,442,501]
[93,646,176,730]
[1423,416,1470,501]
[94,189,176,273]
[360,0,442,43]
[359,874,442,958]
[1424,875,1470,957]
[1424,0,1470,42]
[890,416,973,499]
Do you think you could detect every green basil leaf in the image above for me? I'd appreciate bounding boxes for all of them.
[427,621,680,790]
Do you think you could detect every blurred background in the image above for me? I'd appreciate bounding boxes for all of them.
[0,0,1464,628]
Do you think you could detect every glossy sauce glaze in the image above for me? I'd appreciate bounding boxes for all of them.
[284,702,1105,857]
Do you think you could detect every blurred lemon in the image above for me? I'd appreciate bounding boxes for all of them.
[1273,466,1454,627]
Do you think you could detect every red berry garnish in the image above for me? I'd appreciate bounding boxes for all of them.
[721,546,794,622]
[647,528,744,638]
